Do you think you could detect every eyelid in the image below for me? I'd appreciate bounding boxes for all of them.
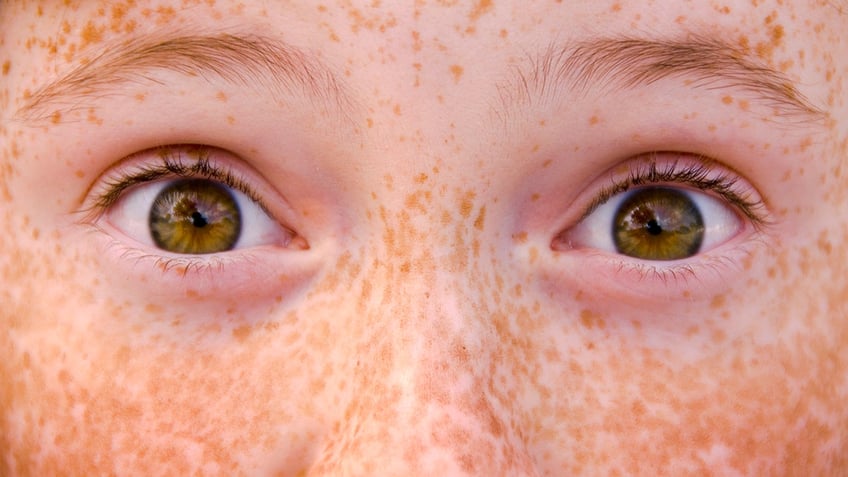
[571,152,771,229]
[79,144,310,254]
[81,145,298,230]
[88,146,264,211]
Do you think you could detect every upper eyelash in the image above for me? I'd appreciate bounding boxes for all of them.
[91,146,264,211]
[582,153,770,227]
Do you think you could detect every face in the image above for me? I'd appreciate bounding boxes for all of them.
[2,0,847,475]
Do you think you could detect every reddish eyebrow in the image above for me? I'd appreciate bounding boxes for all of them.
[16,33,354,124]
[497,35,826,123]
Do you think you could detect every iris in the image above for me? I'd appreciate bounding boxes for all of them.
[612,188,705,260]
[149,179,242,254]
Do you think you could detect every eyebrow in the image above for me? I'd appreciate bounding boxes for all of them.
[16,33,353,123]
[498,35,826,123]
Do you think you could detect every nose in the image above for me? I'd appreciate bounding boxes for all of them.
[305,244,541,475]
[308,298,540,475]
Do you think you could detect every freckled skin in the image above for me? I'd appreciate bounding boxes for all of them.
[2,0,848,476]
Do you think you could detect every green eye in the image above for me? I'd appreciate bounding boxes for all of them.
[149,179,242,254]
[612,188,705,261]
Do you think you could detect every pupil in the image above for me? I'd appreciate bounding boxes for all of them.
[191,211,208,228]
[645,219,662,235]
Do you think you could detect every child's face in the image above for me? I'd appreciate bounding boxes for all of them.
[2,0,847,475]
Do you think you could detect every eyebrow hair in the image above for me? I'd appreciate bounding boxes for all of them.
[498,35,826,123]
[16,33,353,123]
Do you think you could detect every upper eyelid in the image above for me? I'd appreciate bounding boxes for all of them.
[579,153,770,228]
[82,146,268,220]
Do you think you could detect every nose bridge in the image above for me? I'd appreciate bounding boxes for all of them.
[306,184,539,475]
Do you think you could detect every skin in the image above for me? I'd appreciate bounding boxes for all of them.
[1,0,847,475]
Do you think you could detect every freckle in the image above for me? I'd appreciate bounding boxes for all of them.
[610,2,622,12]
[531,193,540,202]
[414,172,428,183]
[738,100,750,111]
[458,190,475,218]
[1,61,9,75]
[216,91,228,102]
[51,111,62,124]
[722,95,734,105]
[473,206,486,231]
[542,159,552,168]
[529,246,538,263]
[441,210,452,224]
[393,104,401,116]
[74,170,84,178]
[589,115,600,125]
[468,0,493,21]
[144,303,163,314]
[499,29,508,38]
[741,253,754,270]
[710,294,726,310]
[579,309,605,329]
[366,118,374,128]
[232,325,252,342]
[771,25,784,43]
[226,116,235,125]
[450,64,464,83]
[80,21,104,47]
[675,15,686,23]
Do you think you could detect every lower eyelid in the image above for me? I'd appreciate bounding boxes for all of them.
[85,229,318,302]
[543,240,758,301]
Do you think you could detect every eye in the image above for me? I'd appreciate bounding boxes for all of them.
[107,177,293,254]
[92,147,300,256]
[552,155,769,264]
[563,185,741,260]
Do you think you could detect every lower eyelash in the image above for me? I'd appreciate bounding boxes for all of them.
[96,228,259,278]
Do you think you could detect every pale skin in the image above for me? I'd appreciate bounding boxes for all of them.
[1,0,847,475]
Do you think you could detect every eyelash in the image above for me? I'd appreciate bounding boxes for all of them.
[581,154,770,228]
[91,147,264,213]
